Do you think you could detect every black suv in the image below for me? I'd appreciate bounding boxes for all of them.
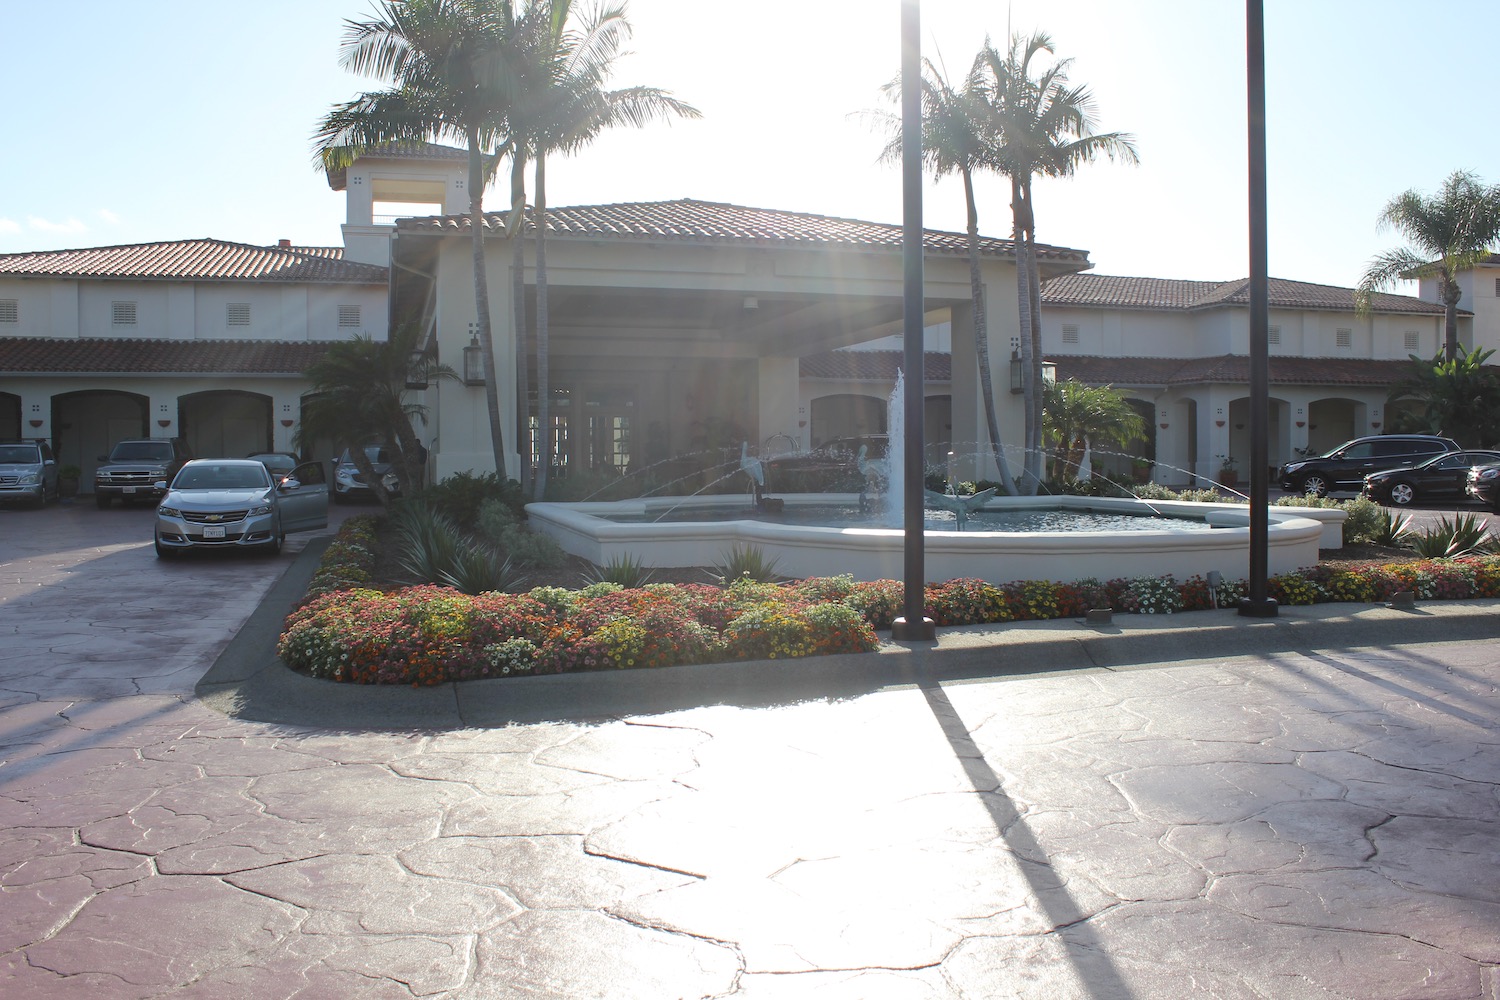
[94,438,193,507]
[1279,434,1459,496]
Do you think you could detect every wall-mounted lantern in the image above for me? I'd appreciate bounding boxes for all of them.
[463,328,485,386]
[1009,351,1057,393]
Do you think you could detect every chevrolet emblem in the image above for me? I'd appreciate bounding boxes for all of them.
[206,514,222,523]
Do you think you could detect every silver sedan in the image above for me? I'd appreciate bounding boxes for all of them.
[154,459,328,558]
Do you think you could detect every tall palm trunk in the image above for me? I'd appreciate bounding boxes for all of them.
[532,153,552,501]
[468,127,507,480]
[1023,183,1046,486]
[961,168,1017,495]
[509,148,531,495]
[1441,274,1461,363]
[1012,176,1038,495]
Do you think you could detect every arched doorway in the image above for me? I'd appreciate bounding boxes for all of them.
[179,390,273,459]
[51,390,149,484]
[810,393,886,447]
[0,392,20,440]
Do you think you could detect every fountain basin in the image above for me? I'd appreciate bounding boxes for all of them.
[526,494,1338,585]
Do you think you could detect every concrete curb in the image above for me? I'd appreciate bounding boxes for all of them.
[197,545,1500,730]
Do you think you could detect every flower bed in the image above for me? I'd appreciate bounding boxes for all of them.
[280,518,1500,686]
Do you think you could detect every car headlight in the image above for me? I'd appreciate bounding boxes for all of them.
[249,503,274,516]
[1283,462,1306,474]
[18,472,40,485]
[158,504,182,518]
[336,468,356,482]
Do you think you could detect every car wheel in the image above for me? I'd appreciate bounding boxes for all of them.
[1300,475,1328,498]
[332,491,348,505]
[96,494,111,509]
[264,533,283,557]
[1388,482,1416,506]
[154,536,174,559]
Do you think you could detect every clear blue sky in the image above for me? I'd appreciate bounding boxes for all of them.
[4,0,1498,292]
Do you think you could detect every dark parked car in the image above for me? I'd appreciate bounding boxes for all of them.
[247,451,302,482]
[94,438,193,507]
[0,439,59,507]
[1362,450,1500,506]
[1278,434,1459,496]
[154,458,328,557]
[1467,464,1500,510]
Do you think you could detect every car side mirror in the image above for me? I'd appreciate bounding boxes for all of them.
[44,458,55,466]
[154,481,167,491]
[279,479,301,492]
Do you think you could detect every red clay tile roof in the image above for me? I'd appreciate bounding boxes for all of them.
[1042,273,1452,316]
[0,240,388,284]
[800,350,953,381]
[802,350,1462,388]
[1053,354,1447,387]
[0,338,335,375]
[397,199,1092,263]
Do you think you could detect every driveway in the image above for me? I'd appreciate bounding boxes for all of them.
[3,500,1500,998]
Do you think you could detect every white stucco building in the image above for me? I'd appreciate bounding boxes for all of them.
[0,145,1489,491]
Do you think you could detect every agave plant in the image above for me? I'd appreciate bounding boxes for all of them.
[710,543,781,584]
[390,501,464,585]
[1370,508,1416,548]
[584,553,656,589]
[438,544,525,595]
[1404,512,1493,558]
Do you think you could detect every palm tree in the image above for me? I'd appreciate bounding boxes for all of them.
[1041,379,1145,481]
[874,52,1019,496]
[1356,171,1500,363]
[297,324,455,507]
[977,33,1138,491]
[1387,346,1500,446]
[503,1,699,500]
[314,0,539,482]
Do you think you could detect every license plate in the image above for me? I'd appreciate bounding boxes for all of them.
[123,486,136,494]
[203,525,226,539]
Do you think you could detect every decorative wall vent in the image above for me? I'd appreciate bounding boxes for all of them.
[227,302,250,327]
[0,299,16,324]
[338,304,361,328]
[112,301,137,326]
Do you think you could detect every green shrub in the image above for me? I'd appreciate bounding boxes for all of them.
[477,498,565,569]
[422,471,526,529]
[1369,508,1416,547]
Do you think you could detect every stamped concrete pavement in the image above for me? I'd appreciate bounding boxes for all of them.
[3,500,1500,998]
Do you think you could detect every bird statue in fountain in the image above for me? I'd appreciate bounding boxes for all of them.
[740,442,767,505]
[855,444,890,513]
[923,487,999,530]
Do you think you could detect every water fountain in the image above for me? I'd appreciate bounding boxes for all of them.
[527,382,1339,586]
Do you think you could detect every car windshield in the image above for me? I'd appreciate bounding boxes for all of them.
[0,445,40,463]
[343,446,393,465]
[173,465,270,490]
[110,442,174,462]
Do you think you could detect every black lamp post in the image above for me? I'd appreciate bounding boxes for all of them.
[1240,0,1277,617]
[891,0,936,641]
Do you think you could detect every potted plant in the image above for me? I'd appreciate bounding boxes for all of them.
[57,464,81,501]
[1216,454,1238,487]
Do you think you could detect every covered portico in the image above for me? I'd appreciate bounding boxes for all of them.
[389,199,1091,487]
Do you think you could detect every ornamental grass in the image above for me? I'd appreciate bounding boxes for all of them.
[282,519,1500,686]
